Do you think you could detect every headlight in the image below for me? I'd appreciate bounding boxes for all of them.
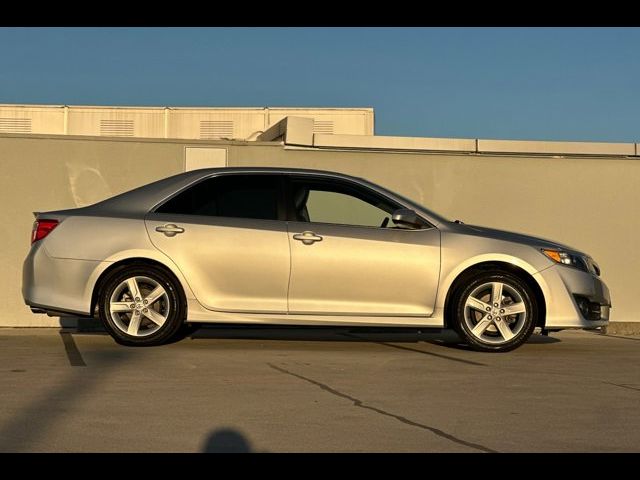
[541,249,589,273]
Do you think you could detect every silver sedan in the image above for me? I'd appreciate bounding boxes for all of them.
[22,168,611,352]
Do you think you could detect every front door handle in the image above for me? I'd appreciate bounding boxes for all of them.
[155,224,185,237]
[293,231,323,245]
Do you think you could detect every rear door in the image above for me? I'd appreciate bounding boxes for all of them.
[145,173,290,313]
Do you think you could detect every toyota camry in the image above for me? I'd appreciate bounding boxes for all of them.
[22,167,611,351]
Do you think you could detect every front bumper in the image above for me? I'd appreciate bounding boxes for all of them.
[534,264,611,329]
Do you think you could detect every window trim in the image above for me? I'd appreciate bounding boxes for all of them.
[284,174,434,231]
[150,172,288,222]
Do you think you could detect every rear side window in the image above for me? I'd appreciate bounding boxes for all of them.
[156,174,281,221]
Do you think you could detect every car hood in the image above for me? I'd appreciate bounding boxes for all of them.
[451,222,584,254]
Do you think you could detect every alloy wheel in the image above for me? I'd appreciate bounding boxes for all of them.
[109,276,171,337]
[463,281,528,345]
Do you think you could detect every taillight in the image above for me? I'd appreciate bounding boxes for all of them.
[31,219,59,244]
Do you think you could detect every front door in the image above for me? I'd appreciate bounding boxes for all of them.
[286,176,441,316]
[145,173,290,313]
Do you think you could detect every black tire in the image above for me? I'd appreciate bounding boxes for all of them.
[451,270,537,352]
[98,264,187,346]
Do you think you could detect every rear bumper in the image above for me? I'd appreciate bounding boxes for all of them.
[27,302,92,317]
[22,242,104,316]
[535,264,611,329]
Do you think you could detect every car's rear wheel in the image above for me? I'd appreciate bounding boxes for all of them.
[98,265,186,346]
[452,271,537,352]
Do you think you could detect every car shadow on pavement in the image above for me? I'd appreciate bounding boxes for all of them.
[66,317,561,351]
[188,325,561,351]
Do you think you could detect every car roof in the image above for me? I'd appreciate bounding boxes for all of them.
[46,167,448,227]
[72,167,367,218]
[187,166,361,176]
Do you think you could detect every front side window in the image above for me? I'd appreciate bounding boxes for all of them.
[290,177,400,228]
[156,174,281,221]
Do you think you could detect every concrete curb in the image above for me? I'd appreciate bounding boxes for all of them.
[601,322,640,335]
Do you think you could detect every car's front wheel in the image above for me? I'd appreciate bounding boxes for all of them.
[98,265,186,346]
[452,271,537,352]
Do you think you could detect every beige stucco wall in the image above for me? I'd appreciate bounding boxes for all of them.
[1,133,637,326]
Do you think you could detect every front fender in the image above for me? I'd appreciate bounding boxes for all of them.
[435,253,544,310]
[435,231,553,311]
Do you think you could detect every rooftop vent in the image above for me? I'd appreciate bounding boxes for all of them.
[0,117,32,134]
[100,119,134,137]
[313,120,334,135]
[200,120,234,139]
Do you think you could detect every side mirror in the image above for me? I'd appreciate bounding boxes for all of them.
[391,209,424,229]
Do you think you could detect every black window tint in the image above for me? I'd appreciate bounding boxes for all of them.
[157,174,280,220]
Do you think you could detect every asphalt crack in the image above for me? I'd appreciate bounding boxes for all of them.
[603,381,640,392]
[341,332,486,366]
[267,362,497,453]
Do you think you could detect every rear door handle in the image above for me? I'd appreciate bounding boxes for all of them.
[293,231,323,245]
[155,224,185,237]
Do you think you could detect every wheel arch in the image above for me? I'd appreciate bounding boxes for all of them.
[442,260,547,329]
[90,256,190,316]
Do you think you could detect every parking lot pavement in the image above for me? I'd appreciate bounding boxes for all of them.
[0,326,639,452]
